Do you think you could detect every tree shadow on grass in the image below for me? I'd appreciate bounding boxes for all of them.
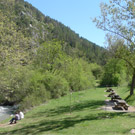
[1,98,132,135]
[125,95,131,100]
[1,112,126,135]
[30,100,105,118]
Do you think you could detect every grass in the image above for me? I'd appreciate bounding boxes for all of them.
[114,86,135,105]
[0,87,135,135]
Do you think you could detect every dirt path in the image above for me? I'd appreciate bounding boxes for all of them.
[0,123,17,128]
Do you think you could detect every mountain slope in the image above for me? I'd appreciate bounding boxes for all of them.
[0,0,107,65]
[0,0,107,107]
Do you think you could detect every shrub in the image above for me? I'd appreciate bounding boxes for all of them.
[42,71,69,98]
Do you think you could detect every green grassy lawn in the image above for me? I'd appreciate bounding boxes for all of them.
[116,86,135,106]
[0,87,135,135]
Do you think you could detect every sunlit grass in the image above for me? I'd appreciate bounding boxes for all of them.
[0,87,135,135]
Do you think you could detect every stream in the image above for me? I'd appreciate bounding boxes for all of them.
[0,106,14,122]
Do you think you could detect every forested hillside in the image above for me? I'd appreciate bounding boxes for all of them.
[0,0,107,65]
[0,0,107,109]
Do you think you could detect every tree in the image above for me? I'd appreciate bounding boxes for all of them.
[93,0,135,95]
[100,58,127,87]
[34,40,64,71]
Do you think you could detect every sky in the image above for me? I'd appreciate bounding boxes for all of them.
[25,0,108,47]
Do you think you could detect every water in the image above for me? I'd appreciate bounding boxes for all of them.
[0,106,13,122]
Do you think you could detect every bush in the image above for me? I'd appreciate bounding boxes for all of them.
[20,83,49,109]
[20,70,69,109]
[42,71,69,98]
[61,58,95,91]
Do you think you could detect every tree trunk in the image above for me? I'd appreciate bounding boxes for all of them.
[130,71,135,96]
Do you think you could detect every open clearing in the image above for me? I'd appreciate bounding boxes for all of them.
[0,87,135,135]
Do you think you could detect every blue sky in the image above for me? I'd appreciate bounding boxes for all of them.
[25,0,108,47]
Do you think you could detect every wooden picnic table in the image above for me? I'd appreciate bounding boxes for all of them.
[113,100,129,110]
[116,99,126,103]
[111,94,122,100]
[106,88,115,92]
[107,91,116,97]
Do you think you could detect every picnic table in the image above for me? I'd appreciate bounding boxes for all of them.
[113,100,129,110]
[106,88,114,92]
[107,91,116,97]
[111,94,122,101]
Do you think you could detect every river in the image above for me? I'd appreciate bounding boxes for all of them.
[0,106,14,122]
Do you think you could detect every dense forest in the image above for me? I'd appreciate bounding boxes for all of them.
[0,0,131,110]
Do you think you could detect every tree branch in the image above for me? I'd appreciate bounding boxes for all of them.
[103,27,134,45]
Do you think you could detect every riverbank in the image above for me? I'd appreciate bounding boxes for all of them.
[1,87,135,135]
[0,106,13,122]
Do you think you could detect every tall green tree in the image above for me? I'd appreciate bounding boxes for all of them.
[100,58,127,87]
[34,40,64,71]
[93,0,135,95]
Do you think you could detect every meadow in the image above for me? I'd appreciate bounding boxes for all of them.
[0,87,135,135]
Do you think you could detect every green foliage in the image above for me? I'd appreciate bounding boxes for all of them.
[19,70,69,109]
[42,71,69,98]
[20,71,50,109]
[49,19,107,64]
[0,0,104,109]
[93,0,135,95]
[0,0,107,65]
[61,58,95,91]
[100,59,127,86]
[34,40,64,71]
[0,66,32,104]
[90,63,103,80]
